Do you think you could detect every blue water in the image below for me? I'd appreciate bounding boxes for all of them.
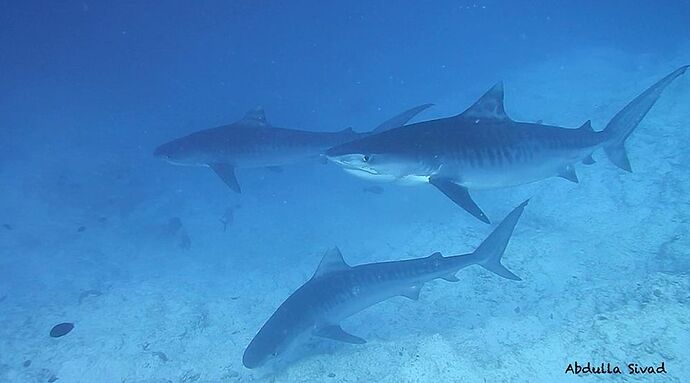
[1,1,689,382]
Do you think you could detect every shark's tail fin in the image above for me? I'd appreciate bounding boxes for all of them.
[471,200,528,281]
[603,65,688,172]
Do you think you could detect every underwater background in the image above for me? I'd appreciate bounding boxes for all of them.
[1,1,690,382]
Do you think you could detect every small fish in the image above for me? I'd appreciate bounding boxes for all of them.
[2,224,12,231]
[22,360,31,368]
[50,322,74,338]
[220,205,241,232]
[77,226,86,233]
[152,351,169,362]
[179,232,191,250]
[167,217,183,235]
[362,185,384,194]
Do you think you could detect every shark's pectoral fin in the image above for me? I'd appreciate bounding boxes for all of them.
[582,155,596,165]
[314,325,366,344]
[373,103,434,133]
[401,285,422,300]
[429,177,490,224]
[557,165,579,183]
[266,166,283,173]
[441,274,460,282]
[210,163,241,193]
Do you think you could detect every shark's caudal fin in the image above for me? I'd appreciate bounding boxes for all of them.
[372,103,434,133]
[471,200,528,281]
[603,65,688,172]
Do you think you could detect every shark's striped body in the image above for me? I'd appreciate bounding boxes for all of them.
[153,104,432,192]
[327,66,688,223]
[347,117,605,190]
[243,200,527,369]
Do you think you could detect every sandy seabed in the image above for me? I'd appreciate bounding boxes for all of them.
[1,52,689,382]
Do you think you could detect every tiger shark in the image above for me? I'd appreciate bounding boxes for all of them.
[242,200,527,369]
[326,66,688,223]
[153,104,432,192]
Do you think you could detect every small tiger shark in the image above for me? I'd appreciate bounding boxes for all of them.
[326,66,688,223]
[153,104,432,192]
[242,200,527,369]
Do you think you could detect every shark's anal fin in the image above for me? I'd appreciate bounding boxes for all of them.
[401,285,422,300]
[582,155,596,165]
[314,325,366,344]
[210,163,241,193]
[429,177,490,224]
[557,165,579,183]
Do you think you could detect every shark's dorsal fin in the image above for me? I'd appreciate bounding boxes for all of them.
[579,120,594,132]
[338,127,355,134]
[459,82,510,122]
[312,247,350,279]
[242,107,268,126]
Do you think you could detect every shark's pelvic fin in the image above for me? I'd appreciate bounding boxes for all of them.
[582,155,596,165]
[558,165,579,183]
[603,65,688,172]
[429,177,491,224]
[266,166,283,173]
[372,103,434,133]
[471,199,528,281]
[312,247,350,279]
[401,285,422,300]
[459,81,510,121]
[314,325,366,344]
[242,107,268,126]
[210,163,241,193]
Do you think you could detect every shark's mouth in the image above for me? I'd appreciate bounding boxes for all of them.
[328,158,380,175]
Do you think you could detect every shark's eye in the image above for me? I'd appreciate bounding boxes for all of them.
[362,155,370,162]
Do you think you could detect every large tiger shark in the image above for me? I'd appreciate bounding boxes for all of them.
[326,66,688,223]
[243,200,528,369]
[153,104,432,192]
